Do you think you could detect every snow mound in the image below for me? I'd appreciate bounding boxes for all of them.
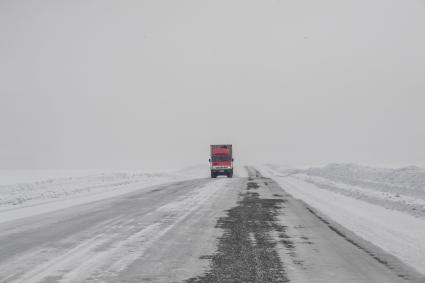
[0,166,212,224]
[301,163,425,195]
[0,172,181,210]
[259,164,425,276]
[283,164,425,218]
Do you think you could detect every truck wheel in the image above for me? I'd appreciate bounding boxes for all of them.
[211,173,217,178]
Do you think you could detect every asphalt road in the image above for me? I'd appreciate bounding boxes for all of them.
[0,168,423,282]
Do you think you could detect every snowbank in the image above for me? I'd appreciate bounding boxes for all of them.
[0,172,177,209]
[301,163,425,197]
[291,164,425,218]
[0,166,211,224]
[259,164,425,276]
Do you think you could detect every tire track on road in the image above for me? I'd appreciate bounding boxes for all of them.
[0,178,229,283]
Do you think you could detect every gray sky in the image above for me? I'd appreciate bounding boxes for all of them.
[1,0,425,170]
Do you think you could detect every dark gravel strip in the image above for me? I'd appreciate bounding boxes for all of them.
[185,179,289,283]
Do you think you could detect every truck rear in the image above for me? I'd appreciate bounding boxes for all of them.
[209,144,233,178]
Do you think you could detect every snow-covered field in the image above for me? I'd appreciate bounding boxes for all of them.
[0,165,248,224]
[0,166,198,223]
[264,163,425,218]
[258,163,425,276]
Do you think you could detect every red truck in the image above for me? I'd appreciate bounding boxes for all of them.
[209,144,233,178]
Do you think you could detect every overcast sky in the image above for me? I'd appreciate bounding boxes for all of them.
[1,0,424,170]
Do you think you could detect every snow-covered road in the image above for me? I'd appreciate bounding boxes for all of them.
[0,167,423,282]
[0,177,241,282]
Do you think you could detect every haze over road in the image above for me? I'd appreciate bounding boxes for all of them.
[0,168,423,282]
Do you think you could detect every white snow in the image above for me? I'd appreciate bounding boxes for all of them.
[301,163,425,197]
[0,165,247,225]
[0,170,108,186]
[262,163,425,218]
[1,178,232,283]
[0,166,208,224]
[234,166,249,177]
[176,164,249,178]
[258,164,425,276]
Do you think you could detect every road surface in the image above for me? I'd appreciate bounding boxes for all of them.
[0,167,423,282]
